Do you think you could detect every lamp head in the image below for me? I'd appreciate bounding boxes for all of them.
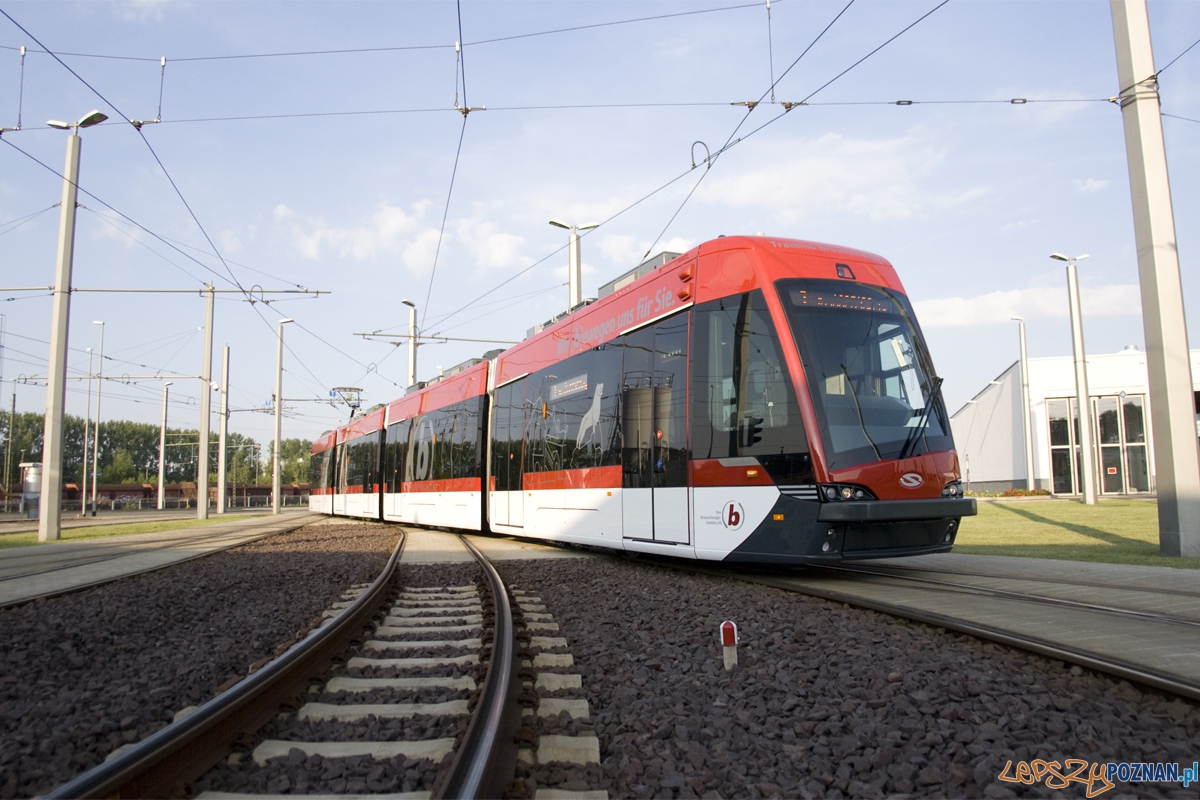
[1049,253,1069,262]
[93,320,103,326]
[46,120,70,130]
[548,219,570,230]
[77,111,107,128]
[401,299,415,308]
[279,318,294,325]
[1076,254,1090,261]
[578,222,600,231]
[1011,316,1024,322]
[165,381,173,387]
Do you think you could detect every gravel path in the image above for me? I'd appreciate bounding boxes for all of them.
[497,556,1200,800]
[0,521,398,799]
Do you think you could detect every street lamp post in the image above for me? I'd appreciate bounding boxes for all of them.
[1012,317,1036,491]
[38,109,106,542]
[549,219,599,311]
[401,299,417,388]
[157,381,172,510]
[273,318,293,515]
[90,320,104,515]
[1051,253,1096,504]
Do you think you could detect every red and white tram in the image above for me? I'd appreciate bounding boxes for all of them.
[310,235,976,563]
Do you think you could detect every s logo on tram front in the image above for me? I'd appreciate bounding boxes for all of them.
[900,473,924,489]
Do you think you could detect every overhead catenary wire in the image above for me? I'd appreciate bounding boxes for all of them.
[0,8,249,297]
[433,0,951,331]
[0,2,770,63]
[421,0,472,332]
[642,0,858,258]
[643,0,949,257]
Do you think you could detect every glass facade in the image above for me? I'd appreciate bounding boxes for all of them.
[1046,394,1150,495]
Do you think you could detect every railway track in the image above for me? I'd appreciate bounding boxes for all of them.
[44,530,522,799]
[721,560,1200,704]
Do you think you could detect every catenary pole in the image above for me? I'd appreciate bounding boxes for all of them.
[197,285,214,520]
[217,345,229,514]
[1111,0,1200,556]
[273,319,293,514]
[90,321,104,516]
[402,300,417,388]
[157,382,171,510]
[80,347,92,515]
[1012,318,1036,491]
[38,128,83,542]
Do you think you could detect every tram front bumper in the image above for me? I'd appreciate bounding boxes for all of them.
[817,497,977,523]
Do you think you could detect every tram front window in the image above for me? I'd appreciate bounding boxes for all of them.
[779,278,952,471]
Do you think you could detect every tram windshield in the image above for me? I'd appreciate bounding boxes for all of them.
[778,279,952,471]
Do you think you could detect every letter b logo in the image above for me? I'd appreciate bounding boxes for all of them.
[722,502,745,531]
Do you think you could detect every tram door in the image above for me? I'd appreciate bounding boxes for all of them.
[490,382,525,528]
[621,314,689,544]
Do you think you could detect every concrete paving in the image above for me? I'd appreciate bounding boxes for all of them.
[0,511,319,607]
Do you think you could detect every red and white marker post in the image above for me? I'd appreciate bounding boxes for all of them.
[720,620,738,671]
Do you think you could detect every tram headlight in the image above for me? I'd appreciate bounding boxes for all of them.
[941,481,964,498]
[818,483,876,502]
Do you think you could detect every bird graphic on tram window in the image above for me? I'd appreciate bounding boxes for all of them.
[576,383,604,450]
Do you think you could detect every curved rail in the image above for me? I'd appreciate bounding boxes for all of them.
[45,533,407,799]
[433,534,521,800]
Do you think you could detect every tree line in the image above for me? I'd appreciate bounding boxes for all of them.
[1,410,312,490]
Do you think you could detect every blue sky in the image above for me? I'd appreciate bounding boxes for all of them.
[1,0,1198,454]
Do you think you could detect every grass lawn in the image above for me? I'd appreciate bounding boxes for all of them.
[0,514,270,550]
[953,498,1200,569]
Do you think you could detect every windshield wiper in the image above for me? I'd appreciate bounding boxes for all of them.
[898,376,944,461]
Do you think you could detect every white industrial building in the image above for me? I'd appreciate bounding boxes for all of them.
[950,346,1200,496]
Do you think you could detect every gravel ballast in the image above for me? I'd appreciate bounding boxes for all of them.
[0,521,398,799]
[497,556,1200,800]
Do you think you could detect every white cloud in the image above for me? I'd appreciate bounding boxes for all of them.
[914,282,1141,328]
[454,219,530,271]
[1075,178,1110,194]
[279,203,439,266]
[597,234,694,268]
[219,229,242,254]
[698,132,987,223]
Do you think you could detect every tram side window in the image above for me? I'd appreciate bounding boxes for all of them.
[524,344,622,474]
[309,448,332,493]
[454,398,485,479]
[343,433,379,492]
[489,381,526,491]
[491,385,511,491]
[691,290,813,484]
[335,444,348,492]
[384,420,411,493]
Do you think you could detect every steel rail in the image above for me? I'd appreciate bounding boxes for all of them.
[433,534,521,799]
[842,561,1200,599]
[45,532,406,799]
[823,564,1200,629]
[728,569,1200,705]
